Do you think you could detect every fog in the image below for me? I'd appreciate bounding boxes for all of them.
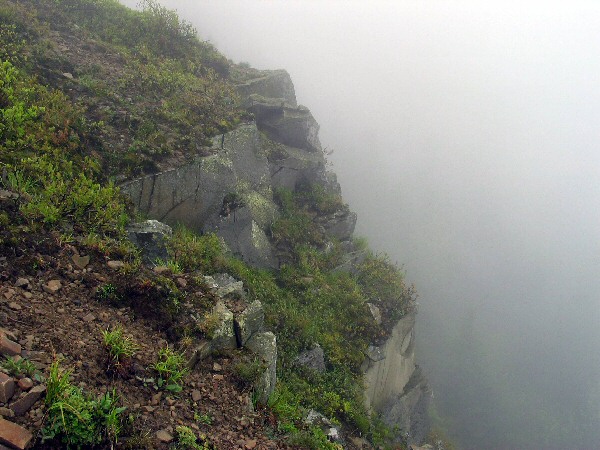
[121,1,600,448]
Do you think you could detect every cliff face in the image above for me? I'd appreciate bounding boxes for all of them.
[121,68,430,444]
[121,69,355,269]
[363,313,431,443]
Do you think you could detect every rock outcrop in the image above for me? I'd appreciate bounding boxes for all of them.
[121,70,351,269]
[236,69,297,108]
[363,312,431,444]
[126,220,172,264]
[245,331,277,405]
[234,300,265,347]
[184,277,276,405]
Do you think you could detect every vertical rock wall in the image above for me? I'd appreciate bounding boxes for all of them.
[363,312,431,444]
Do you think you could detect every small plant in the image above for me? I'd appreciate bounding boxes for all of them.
[154,257,183,274]
[173,425,212,450]
[151,346,189,393]
[197,311,221,339]
[0,356,38,377]
[3,170,35,196]
[194,411,213,426]
[102,325,139,373]
[43,360,126,447]
[97,283,118,301]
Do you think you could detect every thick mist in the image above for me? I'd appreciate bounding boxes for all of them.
[120,1,600,448]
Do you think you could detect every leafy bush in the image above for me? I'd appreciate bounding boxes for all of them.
[356,252,416,321]
[268,385,341,450]
[13,155,129,234]
[43,360,126,447]
[0,60,130,240]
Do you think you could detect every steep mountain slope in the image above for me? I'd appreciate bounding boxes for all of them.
[0,1,440,449]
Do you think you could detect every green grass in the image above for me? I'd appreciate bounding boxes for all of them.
[166,226,225,274]
[102,325,139,363]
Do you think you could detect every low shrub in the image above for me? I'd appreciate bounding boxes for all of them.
[174,425,213,450]
[43,360,126,447]
[167,225,225,273]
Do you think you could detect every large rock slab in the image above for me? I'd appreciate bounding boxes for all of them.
[234,300,264,347]
[10,384,46,416]
[204,273,245,298]
[121,124,281,269]
[121,152,237,231]
[294,345,326,373]
[265,138,327,191]
[378,367,431,445]
[363,312,430,444]
[0,418,32,450]
[246,331,277,405]
[317,209,357,241]
[236,69,297,108]
[250,98,322,153]
[208,301,237,352]
[127,220,172,264]
[206,206,278,269]
[364,313,417,410]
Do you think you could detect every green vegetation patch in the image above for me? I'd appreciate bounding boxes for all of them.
[0,0,245,176]
[44,360,126,448]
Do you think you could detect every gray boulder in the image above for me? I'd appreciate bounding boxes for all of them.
[318,210,357,241]
[367,303,383,325]
[206,205,278,269]
[249,97,322,153]
[204,273,245,298]
[126,220,172,264]
[207,301,237,352]
[379,367,431,445]
[236,69,297,108]
[266,140,327,191]
[246,331,277,405]
[365,344,386,363]
[234,300,265,347]
[294,344,326,373]
[304,410,342,445]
